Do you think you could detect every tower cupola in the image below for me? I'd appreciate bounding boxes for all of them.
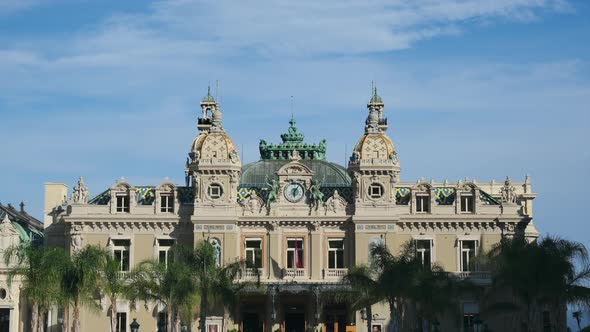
[349,85,400,205]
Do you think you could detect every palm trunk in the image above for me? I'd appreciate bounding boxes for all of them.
[110,296,118,332]
[366,306,372,332]
[63,304,70,332]
[199,290,208,332]
[72,297,81,332]
[174,310,182,332]
[168,305,174,332]
[388,301,399,332]
[38,311,46,332]
[31,301,39,332]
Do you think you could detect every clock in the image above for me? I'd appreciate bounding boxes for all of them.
[284,182,305,203]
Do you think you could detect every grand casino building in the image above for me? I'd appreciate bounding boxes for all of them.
[43,87,539,332]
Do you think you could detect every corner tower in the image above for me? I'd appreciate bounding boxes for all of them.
[348,86,400,208]
[186,88,241,220]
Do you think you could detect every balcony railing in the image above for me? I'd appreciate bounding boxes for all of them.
[449,271,492,285]
[284,268,305,278]
[240,268,263,279]
[452,271,491,280]
[325,268,348,278]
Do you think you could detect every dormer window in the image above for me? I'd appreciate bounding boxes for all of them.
[460,194,474,213]
[160,194,173,213]
[116,195,130,213]
[416,195,430,213]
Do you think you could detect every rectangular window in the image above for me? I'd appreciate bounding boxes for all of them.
[116,312,127,332]
[461,194,474,213]
[245,239,262,268]
[328,239,345,269]
[116,195,130,213]
[287,239,304,268]
[416,195,429,213]
[160,194,173,213]
[460,240,478,272]
[113,239,130,272]
[414,240,432,268]
[158,239,175,268]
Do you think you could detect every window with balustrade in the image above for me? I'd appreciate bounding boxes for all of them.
[245,238,262,268]
[414,239,432,268]
[158,239,175,268]
[112,239,130,272]
[328,239,344,269]
[460,240,478,272]
[287,239,304,269]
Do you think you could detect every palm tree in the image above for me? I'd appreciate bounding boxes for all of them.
[573,311,583,331]
[175,240,260,332]
[127,258,195,332]
[99,252,130,332]
[487,236,590,331]
[344,242,460,332]
[4,243,66,332]
[61,245,108,332]
[341,265,380,332]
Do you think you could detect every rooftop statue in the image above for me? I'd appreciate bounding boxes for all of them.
[70,176,89,204]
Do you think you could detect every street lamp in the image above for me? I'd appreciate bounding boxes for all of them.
[130,318,140,332]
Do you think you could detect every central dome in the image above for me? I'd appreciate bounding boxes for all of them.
[240,159,351,187]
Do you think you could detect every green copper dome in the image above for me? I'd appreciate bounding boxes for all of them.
[369,86,383,104]
[240,159,351,187]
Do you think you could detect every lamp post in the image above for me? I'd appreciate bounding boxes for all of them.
[130,318,140,332]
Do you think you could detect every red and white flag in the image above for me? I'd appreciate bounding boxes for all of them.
[294,240,302,268]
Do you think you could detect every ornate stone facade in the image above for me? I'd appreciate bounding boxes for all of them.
[43,87,539,332]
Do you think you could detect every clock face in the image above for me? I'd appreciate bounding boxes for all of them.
[284,183,305,203]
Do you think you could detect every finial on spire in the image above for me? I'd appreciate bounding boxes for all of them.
[202,85,216,103]
[368,81,383,104]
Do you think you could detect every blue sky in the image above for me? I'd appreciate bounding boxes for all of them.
[1,0,589,299]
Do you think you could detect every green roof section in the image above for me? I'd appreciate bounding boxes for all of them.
[241,159,351,187]
[0,203,43,245]
[259,116,327,161]
[88,186,194,205]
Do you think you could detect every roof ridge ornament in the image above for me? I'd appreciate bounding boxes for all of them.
[259,117,326,161]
